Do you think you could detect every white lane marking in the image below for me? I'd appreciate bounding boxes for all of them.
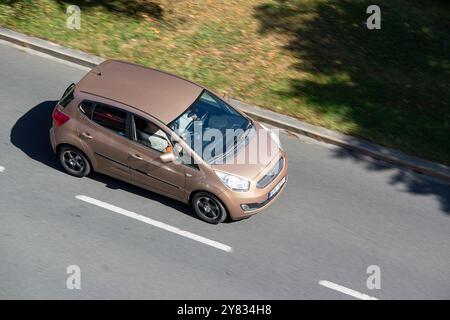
[319,280,379,300]
[0,166,5,173]
[75,195,233,253]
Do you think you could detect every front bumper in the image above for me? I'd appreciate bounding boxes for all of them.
[218,154,289,220]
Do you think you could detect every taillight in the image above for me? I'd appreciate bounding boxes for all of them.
[52,108,70,127]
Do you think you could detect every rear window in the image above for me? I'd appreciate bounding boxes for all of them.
[92,103,127,137]
[59,83,75,108]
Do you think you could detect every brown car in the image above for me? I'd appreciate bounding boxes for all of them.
[50,60,288,223]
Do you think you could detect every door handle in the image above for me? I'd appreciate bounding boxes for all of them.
[129,153,143,160]
[80,132,93,140]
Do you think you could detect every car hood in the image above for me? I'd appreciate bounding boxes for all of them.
[210,122,281,180]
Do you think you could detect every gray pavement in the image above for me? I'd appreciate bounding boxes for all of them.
[0,41,449,299]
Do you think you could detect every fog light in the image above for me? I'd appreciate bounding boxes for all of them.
[241,204,251,211]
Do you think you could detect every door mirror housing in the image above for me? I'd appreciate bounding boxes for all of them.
[160,152,175,163]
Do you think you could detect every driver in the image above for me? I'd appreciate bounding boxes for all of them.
[136,120,170,153]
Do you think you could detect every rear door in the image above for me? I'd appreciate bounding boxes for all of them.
[128,114,186,200]
[77,101,132,182]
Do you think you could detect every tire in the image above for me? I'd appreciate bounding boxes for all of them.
[191,192,227,224]
[58,145,91,177]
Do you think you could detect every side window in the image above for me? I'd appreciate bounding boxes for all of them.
[92,103,127,137]
[134,116,171,153]
[79,101,94,119]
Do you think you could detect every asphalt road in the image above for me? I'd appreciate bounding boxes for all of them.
[0,41,449,299]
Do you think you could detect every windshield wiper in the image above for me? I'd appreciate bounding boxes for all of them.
[207,120,254,164]
[239,119,253,142]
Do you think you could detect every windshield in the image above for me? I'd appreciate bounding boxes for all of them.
[169,90,251,163]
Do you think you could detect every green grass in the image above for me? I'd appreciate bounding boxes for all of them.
[1,0,449,164]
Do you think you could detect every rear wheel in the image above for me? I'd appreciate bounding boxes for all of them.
[58,146,91,177]
[192,192,227,224]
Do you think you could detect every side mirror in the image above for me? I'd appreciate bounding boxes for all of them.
[160,152,175,163]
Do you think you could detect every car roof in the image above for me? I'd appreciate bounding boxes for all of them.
[75,60,203,124]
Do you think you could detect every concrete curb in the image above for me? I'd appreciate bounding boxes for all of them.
[0,27,104,67]
[229,99,450,183]
[1,26,449,183]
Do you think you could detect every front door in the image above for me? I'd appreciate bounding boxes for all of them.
[128,115,186,200]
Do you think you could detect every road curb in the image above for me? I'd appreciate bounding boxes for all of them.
[1,26,449,183]
[229,99,450,183]
[0,27,104,68]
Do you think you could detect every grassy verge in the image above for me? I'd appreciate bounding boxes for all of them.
[1,0,449,164]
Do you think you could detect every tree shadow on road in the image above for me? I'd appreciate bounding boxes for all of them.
[254,0,450,215]
[10,100,196,220]
[332,146,450,214]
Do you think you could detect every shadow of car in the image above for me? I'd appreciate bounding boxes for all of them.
[10,100,196,219]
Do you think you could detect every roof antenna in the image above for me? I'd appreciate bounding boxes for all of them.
[89,69,102,76]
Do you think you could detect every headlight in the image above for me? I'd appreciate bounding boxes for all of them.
[215,171,250,192]
[261,124,282,150]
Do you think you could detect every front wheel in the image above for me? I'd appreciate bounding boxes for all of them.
[191,192,227,224]
[58,146,91,177]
